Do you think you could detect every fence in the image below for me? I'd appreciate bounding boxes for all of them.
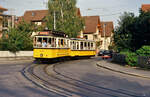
[138,56,150,68]
[0,51,33,60]
[112,53,126,65]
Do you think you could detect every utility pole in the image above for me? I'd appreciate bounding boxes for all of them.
[54,11,56,30]
[103,23,106,50]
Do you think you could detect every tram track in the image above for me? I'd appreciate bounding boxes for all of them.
[22,64,72,97]
[21,60,143,97]
[46,61,143,97]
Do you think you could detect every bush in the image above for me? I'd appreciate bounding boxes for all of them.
[120,51,138,66]
[136,46,150,56]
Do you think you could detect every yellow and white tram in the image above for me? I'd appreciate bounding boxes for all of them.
[33,31,96,60]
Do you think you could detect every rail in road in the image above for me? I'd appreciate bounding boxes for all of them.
[21,60,143,97]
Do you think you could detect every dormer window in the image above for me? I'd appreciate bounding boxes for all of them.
[32,12,35,16]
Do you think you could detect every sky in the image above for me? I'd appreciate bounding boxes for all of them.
[1,0,150,27]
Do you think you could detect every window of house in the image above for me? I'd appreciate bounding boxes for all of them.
[84,35,88,40]
[32,12,35,16]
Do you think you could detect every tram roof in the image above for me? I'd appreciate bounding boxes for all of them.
[37,30,67,37]
[70,38,95,42]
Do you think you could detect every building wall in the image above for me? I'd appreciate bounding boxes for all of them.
[0,16,3,36]
[84,34,94,40]
[100,37,111,50]
[99,32,113,50]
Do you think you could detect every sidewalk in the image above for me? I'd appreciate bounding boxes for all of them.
[0,57,34,61]
[97,60,150,79]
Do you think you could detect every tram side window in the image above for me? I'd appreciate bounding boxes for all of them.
[73,41,76,50]
[67,40,69,48]
[70,41,72,49]
[51,38,55,47]
[64,39,66,47]
[47,38,52,47]
[80,42,83,50]
[91,43,93,50]
[84,42,87,50]
[77,42,79,50]
[88,42,90,50]
[37,37,42,47]
[61,39,64,47]
[58,39,61,47]
[93,42,95,50]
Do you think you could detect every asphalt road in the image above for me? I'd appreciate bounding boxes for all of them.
[0,60,60,97]
[1,58,150,97]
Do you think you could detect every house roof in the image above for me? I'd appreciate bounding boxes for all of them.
[20,10,48,22]
[18,8,81,23]
[141,4,150,12]
[100,21,114,37]
[0,6,7,11]
[83,16,100,34]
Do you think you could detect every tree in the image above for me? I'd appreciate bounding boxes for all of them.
[132,10,150,50]
[114,10,150,52]
[0,21,33,53]
[114,12,135,51]
[46,0,84,38]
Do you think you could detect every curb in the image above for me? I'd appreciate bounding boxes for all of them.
[96,62,150,80]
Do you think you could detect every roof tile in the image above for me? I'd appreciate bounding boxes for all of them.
[142,4,150,12]
[83,16,100,34]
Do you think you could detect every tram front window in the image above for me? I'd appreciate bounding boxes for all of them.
[42,38,47,47]
[37,37,42,47]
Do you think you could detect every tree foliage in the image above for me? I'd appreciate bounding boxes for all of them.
[0,21,34,53]
[46,0,84,38]
[114,10,150,52]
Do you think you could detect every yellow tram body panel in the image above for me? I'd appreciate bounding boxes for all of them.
[70,50,96,57]
[33,48,70,59]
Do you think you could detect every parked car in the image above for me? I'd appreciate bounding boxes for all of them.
[101,50,113,59]
[98,50,105,56]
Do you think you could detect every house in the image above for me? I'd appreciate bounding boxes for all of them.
[0,6,7,37]
[0,6,16,38]
[17,8,81,26]
[99,21,114,50]
[141,4,150,12]
[81,16,101,41]
[17,8,82,36]
[17,10,48,26]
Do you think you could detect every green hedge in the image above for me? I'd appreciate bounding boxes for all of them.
[118,46,150,67]
[120,51,138,66]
